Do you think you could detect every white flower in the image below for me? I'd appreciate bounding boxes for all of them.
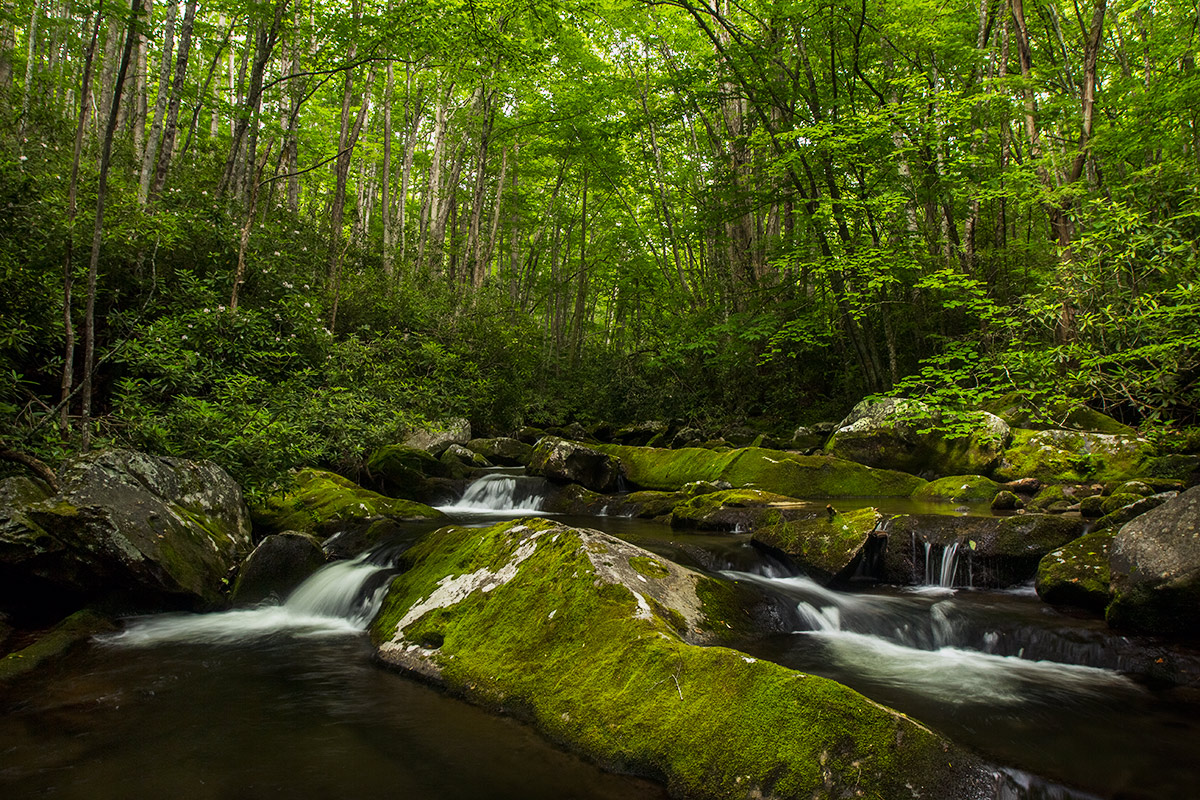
[18,155,26,162]
[217,305,226,312]
[203,308,210,313]
[181,334,188,340]
[303,302,311,308]
[273,251,280,256]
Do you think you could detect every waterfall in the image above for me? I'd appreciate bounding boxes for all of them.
[912,538,967,590]
[939,541,961,588]
[101,554,392,646]
[437,474,549,515]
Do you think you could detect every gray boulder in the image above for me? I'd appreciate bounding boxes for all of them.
[1107,485,1200,635]
[528,436,626,492]
[6,450,252,608]
[231,532,327,606]
[402,418,471,455]
[827,398,1011,477]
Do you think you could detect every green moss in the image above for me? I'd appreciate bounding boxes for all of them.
[0,610,117,683]
[371,519,977,799]
[753,507,881,582]
[1035,531,1113,612]
[996,428,1149,483]
[912,475,1001,503]
[628,556,670,579]
[1029,485,1069,512]
[251,468,444,536]
[593,443,924,498]
[1101,492,1142,515]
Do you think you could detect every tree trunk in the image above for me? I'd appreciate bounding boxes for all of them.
[149,0,196,200]
[81,0,142,450]
[137,0,175,205]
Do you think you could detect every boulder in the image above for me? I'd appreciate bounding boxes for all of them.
[788,426,828,452]
[251,468,445,537]
[984,394,1135,435]
[1035,530,1114,612]
[612,421,670,447]
[753,506,885,584]
[367,444,452,499]
[1091,492,1177,533]
[990,491,1024,511]
[670,489,807,533]
[401,418,471,455]
[464,437,533,467]
[1107,486,1200,635]
[912,475,1001,504]
[592,442,925,498]
[370,518,987,800]
[883,513,1086,588]
[994,428,1148,483]
[528,436,626,492]
[8,450,253,608]
[230,532,327,606]
[826,398,1011,477]
[439,444,490,479]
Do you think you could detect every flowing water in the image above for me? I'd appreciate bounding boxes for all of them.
[3,473,1198,799]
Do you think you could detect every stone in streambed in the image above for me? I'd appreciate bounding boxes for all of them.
[528,436,627,493]
[752,506,884,584]
[1091,492,1177,534]
[591,442,925,498]
[464,437,532,467]
[0,609,116,683]
[367,445,453,500]
[1035,530,1114,612]
[231,532,327,606]
[369,518,988,800]
[912,475,1001,504]
[251,468,444,537]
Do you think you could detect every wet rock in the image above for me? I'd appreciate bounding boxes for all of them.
[464,437,533,467]
[670,489,807,533]
[370,518,987,800]
[991,491,1025,511]
[439,445,490,479]
[1036,530,1113,612]
[0,609,116,683]
[753,506,884,584]
[528,436,627,493]
[593,442,925,498]
[251,469,445,538]
[401,418,471,455]
[1114,480,1154,497]
[883,513,1086,588]
[912,475,1001,504]
[1080,495,1107,517]
[826,397,1011,477]
[1101,492,1144,515]
[9,450,253,608]
[788,426,828,452]
[1107,486,1200,635]
[231,532,327,606]
[515,426,545,444]
[1002,477,1042,494]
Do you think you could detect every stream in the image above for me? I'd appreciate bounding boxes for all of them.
[2,472,1198,799]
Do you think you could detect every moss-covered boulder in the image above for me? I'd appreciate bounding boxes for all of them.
[883,514,1086,587]
[0,609,116,683]
[912,475,1001,504]
[401,418,471,454]
[592,443,925,498]
[1091,491,1178,533]
[990,491,1024,511]
[1029,485,1072,513]
[367,445,452,500]
[1107,486,1200,635]
[7,450,253,609]
[984,394,1135,435]
[994,429,1149,483]
[669,489,803,532]
[529,436,627,492]
[1035,531,1114,612]
[753,507,884,584]
[230,532,327,606]
[1080,495,1107,517]
[826,398,1011,477]
[252,469,445,537]
[464,437,533,467]
[370,519,986,799]
[439,444,491,479]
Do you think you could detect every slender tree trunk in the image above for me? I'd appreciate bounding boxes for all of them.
[18,0,40,140]
[81,0,142,450]
[59,10,102,434]
[381,60,395,276]
[137,0,175,205]
[231,140,274,312]
[149,0,195,200]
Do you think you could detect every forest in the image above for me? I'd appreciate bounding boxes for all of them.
[1,0,1199,493]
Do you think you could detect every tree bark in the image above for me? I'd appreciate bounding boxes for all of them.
[149,0,196,200]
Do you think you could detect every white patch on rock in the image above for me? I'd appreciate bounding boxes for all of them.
[631,590,653,620]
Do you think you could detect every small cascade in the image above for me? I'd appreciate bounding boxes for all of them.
[939,541,961,588]
[437,474,550,516]
[102,554,392,646]
[912,537,970,590]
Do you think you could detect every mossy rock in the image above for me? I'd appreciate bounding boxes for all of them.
[1113,480,1154,497]
[669,489,802,532]
[1091,492,1178,534]
[826,398,1011,477]
[0,609,117,683]
[1101,492,1143,516]
[529,437,627,492]
[370,519,985,799]
[367,444,452,499]
[251,469,445,537]
[994,428,1149,483]
[1035,531,1113,612]
[1080,495,1107,517]
[604,490,685,520]
[912,475,1001,504]
[1029,485,1069,512]
[464,437,533,467]
[984,394,1134,435]
[592,443,925,498]
[753,507,883,584]
[990,491,1024,511]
